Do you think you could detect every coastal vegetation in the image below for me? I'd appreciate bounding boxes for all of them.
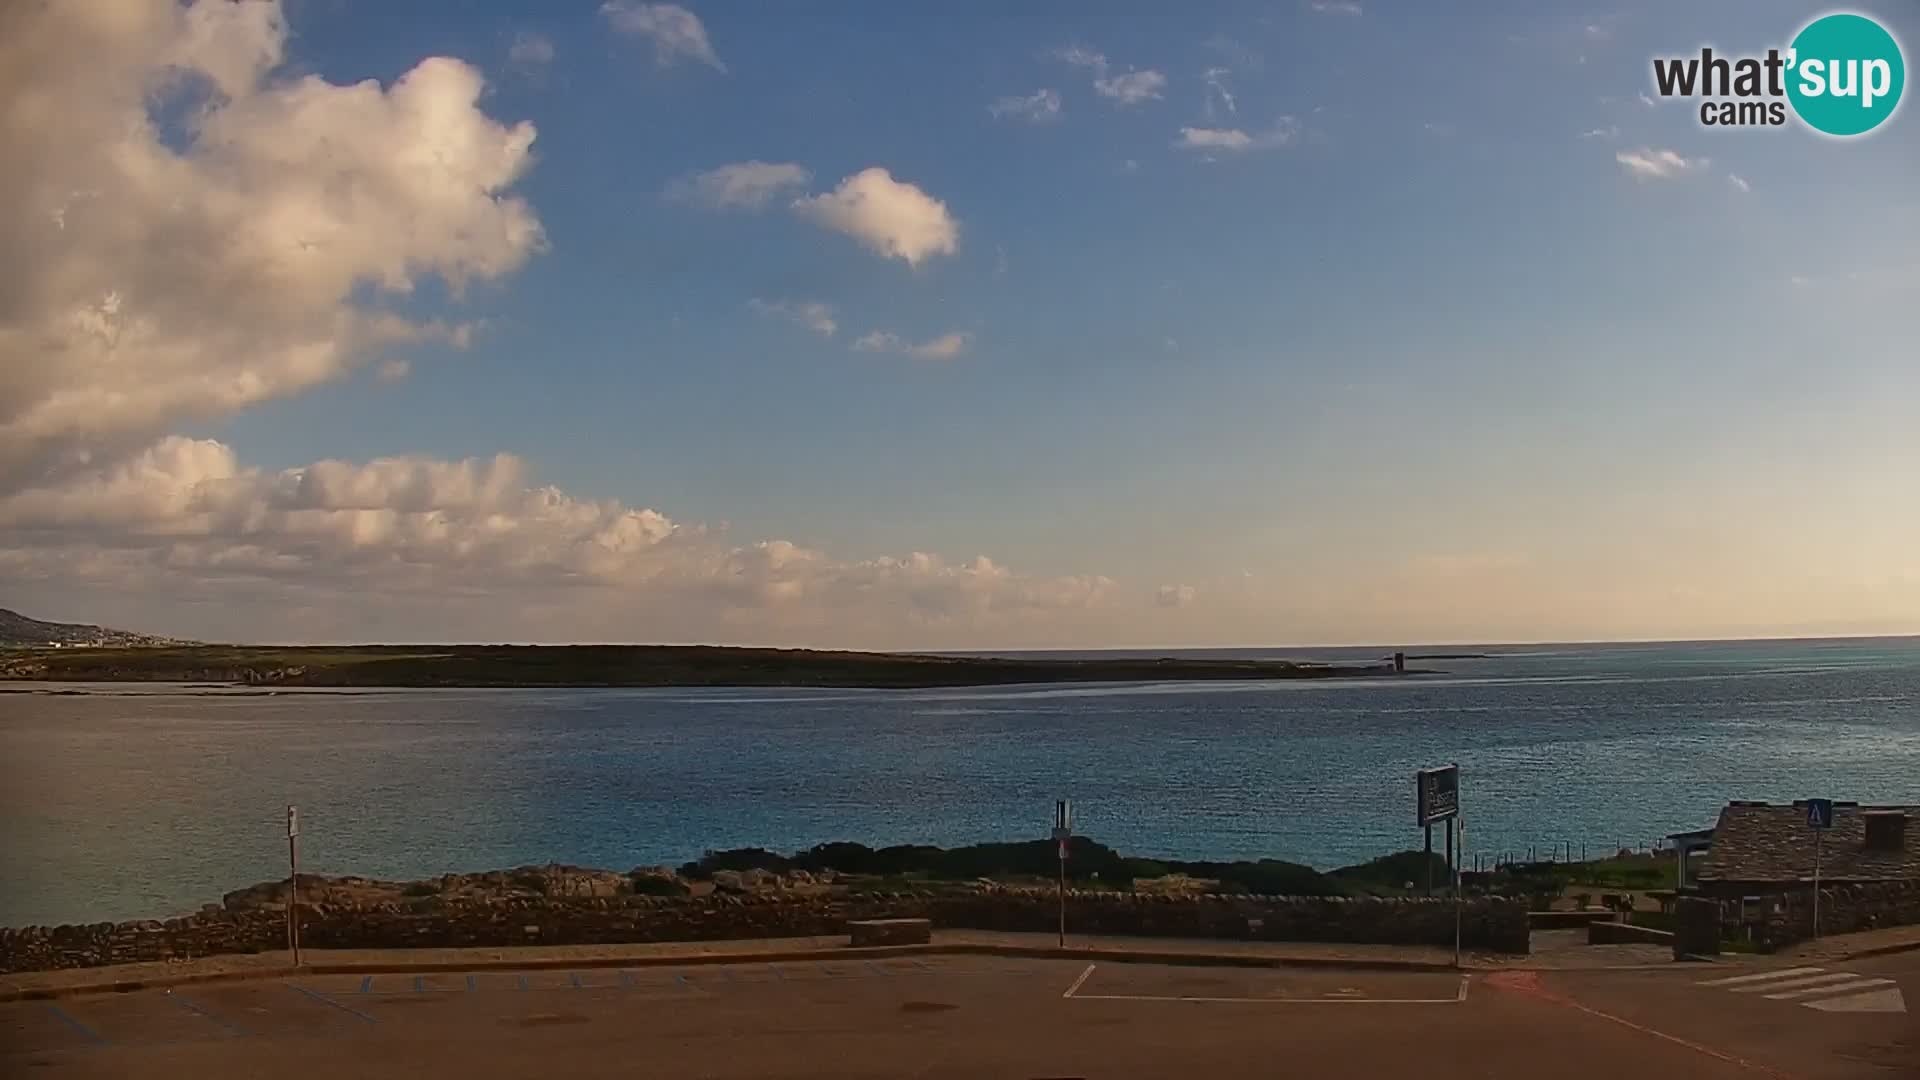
[0,643,1417,689]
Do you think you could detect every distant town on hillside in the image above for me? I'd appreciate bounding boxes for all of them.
[0,607,194,649]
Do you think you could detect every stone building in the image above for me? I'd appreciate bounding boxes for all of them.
[1695,801,1916,897]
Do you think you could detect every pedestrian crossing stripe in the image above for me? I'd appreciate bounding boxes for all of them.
[1696,966,1905,1013]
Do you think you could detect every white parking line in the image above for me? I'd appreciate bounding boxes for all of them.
[1061,967,1470,1005]
[1061,964,1097,999]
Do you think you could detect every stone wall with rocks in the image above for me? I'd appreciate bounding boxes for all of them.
[1740,879,1920,950]
[0,889,1530,974]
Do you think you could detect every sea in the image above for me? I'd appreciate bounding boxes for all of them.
[3,637,1917,926]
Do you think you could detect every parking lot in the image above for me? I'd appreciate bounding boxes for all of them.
[1,954,1909,1078]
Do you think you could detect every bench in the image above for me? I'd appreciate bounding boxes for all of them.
[848,918,931,947]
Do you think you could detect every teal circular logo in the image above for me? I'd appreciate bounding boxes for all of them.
[1787,13,1905,136]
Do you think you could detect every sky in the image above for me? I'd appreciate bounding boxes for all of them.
[1,0,1916,649]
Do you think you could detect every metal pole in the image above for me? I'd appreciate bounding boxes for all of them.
[1057,844,1066,948]
[286,804,301,967]
[1812,830,1822,940]
[1452,818,1463,969]
[1424,824,1433,896]
[1445,819,1454,891]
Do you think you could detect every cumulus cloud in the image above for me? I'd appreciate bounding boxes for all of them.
[990,88,1063,123]
[666,161,810,210]
[1054,46,1165,106]
[599,2,725,71]
[0,2,1120,647]
[853,331,972,360]
[749,298,837,337]
[1175,118,1299,153]
[0,438,1112,641]
[508,31,555,71]
[1155,584,1198,608]
[1615,147,1709,180]
[1095,70,1167,105]
[792,168,960,266]
[0,0,543,495]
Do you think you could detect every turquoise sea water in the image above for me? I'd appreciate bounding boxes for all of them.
[3,637,1917,925]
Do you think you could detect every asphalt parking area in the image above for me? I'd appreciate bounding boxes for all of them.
[1062,962,1469,1004]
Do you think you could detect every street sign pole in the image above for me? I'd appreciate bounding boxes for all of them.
[1053,800,1072,948]
[1424,824,1433,897]
[1805,798,1832,941]
[1812,829,1822,940]
[286,805,301,966]
[1453,817,1464,969]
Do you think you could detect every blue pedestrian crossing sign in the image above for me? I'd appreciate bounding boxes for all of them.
[1806,799,1834,830]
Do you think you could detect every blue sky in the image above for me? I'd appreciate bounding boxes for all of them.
[3,1,1916,645]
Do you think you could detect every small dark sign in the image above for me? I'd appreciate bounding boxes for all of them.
[1806,798,1834,830]
[1416,765,1460,826]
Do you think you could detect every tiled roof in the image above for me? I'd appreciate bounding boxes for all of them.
[1697,801,1919,884]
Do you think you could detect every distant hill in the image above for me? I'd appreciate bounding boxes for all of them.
[0,608,192,649]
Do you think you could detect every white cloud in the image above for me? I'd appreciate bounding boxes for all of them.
[1728,173,1751,193]
[1579,125,1620,139]
[990,88,1062,123]
[375,359,412,382]
[853,331,972,360]
[0,2,1126,649]
[599,2,725,72]
[1310,1,1363,15]
[1054,45,1165,106]
[0,438,1113,642]
[508,30,555,70]
[1615,147,1709,180]
[749,298,837,337]
[1174,118,1300,153]
[1155,584,1198,608]
[792,168,959,266]
[1177,127,1253,151]
[1094,69,1167,105]
[1639,92,1659,108]
[667,161,810,210]
[0,0,543,495]
[1203,67,1237,117]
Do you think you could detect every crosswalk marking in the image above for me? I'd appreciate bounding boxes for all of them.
[1806,988,1905,1013]
[1730,972,1869,994]
[1695,966,1907,1014]
[1697,967,1823,986]
[1762,978,1894,1000]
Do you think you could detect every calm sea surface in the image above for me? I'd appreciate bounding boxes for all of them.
[4,637,1917,925]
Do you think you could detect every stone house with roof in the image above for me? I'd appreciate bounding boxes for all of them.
[1696,801,1916,896]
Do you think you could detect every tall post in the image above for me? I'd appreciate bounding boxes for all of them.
[1452,817,1463,969]
[1424,824,1433,896]
[1445,818,1454,892]
[1811,829,1822,940]
[286,805,301,966]
[1054,800,1071,948]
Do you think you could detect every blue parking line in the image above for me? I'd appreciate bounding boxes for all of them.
[413,976,425,993]
[769,963,787,981]
[674,974,693,991]
[168,992,247,1036]
[44,1003,108,1046]
[359,976,373,994]
[619,970,634,989]
[517,975,528,992]
[291,984,377,1024]
[466,975,477,992]
[569,972,583,990]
